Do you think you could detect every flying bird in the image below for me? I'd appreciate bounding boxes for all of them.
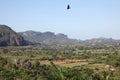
[67,4,70,10]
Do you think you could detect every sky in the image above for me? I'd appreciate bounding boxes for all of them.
[0,0,120,40]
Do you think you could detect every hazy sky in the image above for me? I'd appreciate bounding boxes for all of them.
[0,0,120,40]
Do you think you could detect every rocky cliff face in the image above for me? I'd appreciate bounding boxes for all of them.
[0,25,27,46]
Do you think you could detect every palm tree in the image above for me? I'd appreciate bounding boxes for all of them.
[50,62,65,80]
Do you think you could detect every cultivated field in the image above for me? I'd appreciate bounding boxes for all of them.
[0,46,120,80]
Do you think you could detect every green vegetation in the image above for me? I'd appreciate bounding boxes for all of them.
[0,45,120,80]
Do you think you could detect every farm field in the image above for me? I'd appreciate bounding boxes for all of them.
[0,46,120,80]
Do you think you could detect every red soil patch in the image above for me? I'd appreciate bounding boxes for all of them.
[54,61,66,65]
[52,59,93,65]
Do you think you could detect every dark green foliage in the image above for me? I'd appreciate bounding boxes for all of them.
[106,51,120,67]
[0,56,7,70]
[0,56,115,80]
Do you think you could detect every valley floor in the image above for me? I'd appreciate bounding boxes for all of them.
[0,46,120,80]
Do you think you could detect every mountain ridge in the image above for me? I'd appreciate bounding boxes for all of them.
[1,24,120,47]
[19,30,120,46]
[19,30,76,45]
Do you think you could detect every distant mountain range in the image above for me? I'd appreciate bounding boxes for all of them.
[19,31,77,45]
[0,24,120,47]
[82,37,120,46]
[19,31,120,47]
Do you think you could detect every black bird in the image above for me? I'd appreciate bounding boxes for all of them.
[67,4,70,10]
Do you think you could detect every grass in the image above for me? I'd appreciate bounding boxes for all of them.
[61,62,89,68]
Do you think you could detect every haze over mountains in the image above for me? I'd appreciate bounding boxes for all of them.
[19,31,77,45]
[19,31,120,46]
[0,24,120,46]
